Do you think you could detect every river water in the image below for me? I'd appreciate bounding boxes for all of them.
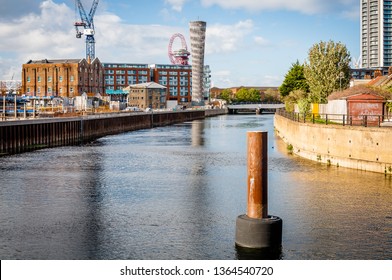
[0,114,391,260]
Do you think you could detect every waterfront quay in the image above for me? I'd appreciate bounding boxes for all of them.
[0,109,225,156]
[274,110,392,174]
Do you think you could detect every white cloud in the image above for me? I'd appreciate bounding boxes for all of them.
[0,0,183,80]
[201,0,358,15]
[206,20,254,54]
[0,1,77,79]
[95,15,181,63]
[210,70,235,88]
[165,0,188,12]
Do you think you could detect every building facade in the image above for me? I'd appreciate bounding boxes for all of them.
[151,64,192,105]
[124,82,166,110]
[102,62,211,107]
[102,63,151,93]
[203,65,211,101]
[22,58,105,97]
[189,21,207,104]
[361,0,392,68]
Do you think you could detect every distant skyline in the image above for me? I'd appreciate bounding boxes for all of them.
[0,0,360,88]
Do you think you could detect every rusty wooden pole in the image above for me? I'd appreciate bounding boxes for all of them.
[247,131,268,219]
[236,130,282,253]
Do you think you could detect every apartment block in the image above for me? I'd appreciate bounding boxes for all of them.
[102,63,151,93]
[151,64,192,105]
[361,0,392,67]
[102,62,211,106]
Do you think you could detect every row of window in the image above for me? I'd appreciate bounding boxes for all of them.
[104,64,148,68]
[153,64,192,70]
[26,87,75,94]
[158,71,190,76]
[26,76,75,83]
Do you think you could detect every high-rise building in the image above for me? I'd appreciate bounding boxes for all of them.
[189,21,207,104]
[360,0,392,68]
[203,65,211,101]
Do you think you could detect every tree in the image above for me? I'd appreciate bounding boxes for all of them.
[248,88,261,102]
[279,61,309,97]
[304,40,351,103]
[234,88,248,102]
[263,88,281,102]
[235,88,260,102]
[283,89,307,112]
[220,89,233,103]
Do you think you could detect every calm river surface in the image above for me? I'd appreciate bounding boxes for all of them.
[0,114,391,260]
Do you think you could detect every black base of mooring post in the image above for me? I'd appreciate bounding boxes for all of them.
[235,214,282,250]
[235,245,282,260]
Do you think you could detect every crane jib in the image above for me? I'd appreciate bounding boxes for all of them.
[74,0,99,60]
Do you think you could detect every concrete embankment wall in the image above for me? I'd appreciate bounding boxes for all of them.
[0,110,225,156]
[274,114,392,174]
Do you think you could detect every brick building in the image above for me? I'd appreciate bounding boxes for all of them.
[21,58,105,98]
[151,64,192,105]
[102,63,211,107]
[102,63,151,93]
[124,82,167,110]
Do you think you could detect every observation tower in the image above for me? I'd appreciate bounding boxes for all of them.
[168,33,190,65]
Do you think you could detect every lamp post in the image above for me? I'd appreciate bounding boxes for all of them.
[339,71,344,92]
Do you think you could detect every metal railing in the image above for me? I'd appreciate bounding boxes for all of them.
[276,109,392,128]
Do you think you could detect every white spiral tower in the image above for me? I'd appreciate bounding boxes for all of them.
[189,21,207,104]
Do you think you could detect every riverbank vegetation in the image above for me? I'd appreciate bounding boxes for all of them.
[219,87,281,104]
[280,40,351,113]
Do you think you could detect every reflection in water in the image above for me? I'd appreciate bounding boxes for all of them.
[0,114,391,260]
[191,120,204,147]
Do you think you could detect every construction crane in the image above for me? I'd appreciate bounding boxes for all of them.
[74,0,99,61]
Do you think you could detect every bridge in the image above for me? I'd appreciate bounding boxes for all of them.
[227,103,285,114]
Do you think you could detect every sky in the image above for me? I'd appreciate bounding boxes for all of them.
[0,0,360,88]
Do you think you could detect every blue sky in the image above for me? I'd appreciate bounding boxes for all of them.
[0,0,360,87]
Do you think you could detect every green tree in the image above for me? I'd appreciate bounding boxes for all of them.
[283,89,308,112]
[235,88,260,102]
[220,89,233,103]
[248,88,261,102]
[279,61,309,97]
[264,88,281,102]
[304,40,351,103]
[297,97,311,117]
[235,88,248,102]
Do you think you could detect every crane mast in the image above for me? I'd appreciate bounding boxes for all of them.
[74,0,99,61]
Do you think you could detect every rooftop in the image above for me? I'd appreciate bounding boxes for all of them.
[124,82,166,90]
[328,85,390,100]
